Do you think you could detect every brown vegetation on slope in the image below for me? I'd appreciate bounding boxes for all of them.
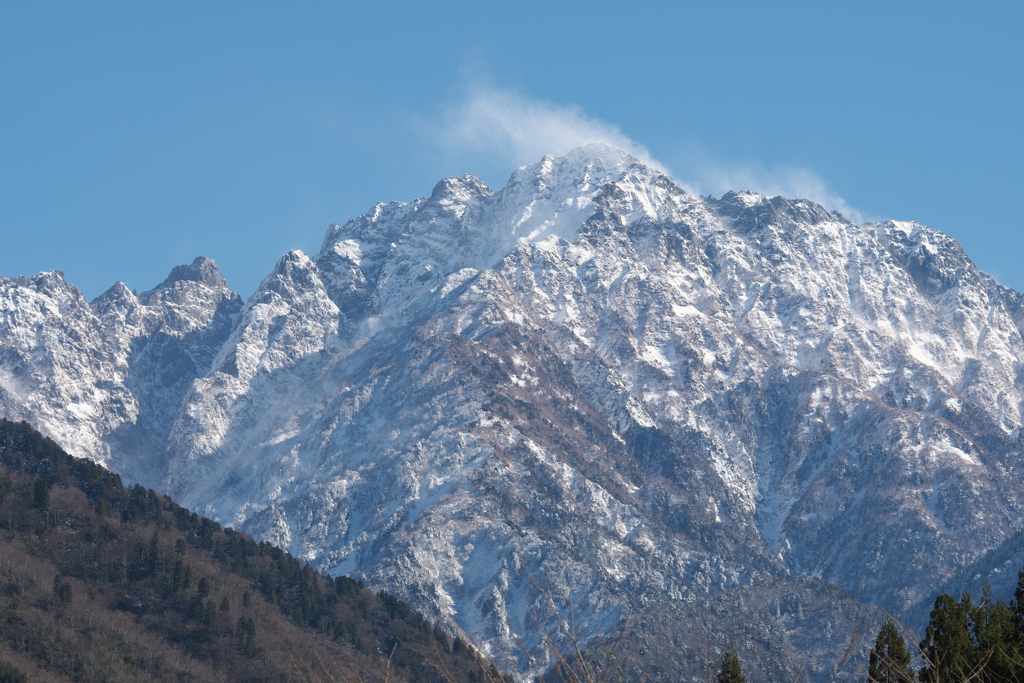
[0,418,505,683]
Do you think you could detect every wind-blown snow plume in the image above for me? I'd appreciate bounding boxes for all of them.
[439,81,666,172]
[694,160,864,222]
[437,80,862,222]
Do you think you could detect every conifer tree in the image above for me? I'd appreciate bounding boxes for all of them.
[1012,571,1024,633]
[919,593,976,682]
[868,618,913,683]
[717,644,745,683]
[983,578,1024,680]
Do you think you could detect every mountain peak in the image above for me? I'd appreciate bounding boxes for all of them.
[429,174,492,203]
[560,141,643,167]
[23,270,72,291]
[152,256,227,291]
[90,280,138,317]
[255,249,325,300]
[508,143,645,191]
[272,249,315,275]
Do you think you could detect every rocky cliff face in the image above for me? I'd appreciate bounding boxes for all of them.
[0,259,241,484]
[2,144,1022,679]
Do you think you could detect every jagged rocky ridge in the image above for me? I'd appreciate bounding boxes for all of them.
[2,144,1023,679]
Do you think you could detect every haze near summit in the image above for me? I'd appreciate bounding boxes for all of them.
[435,81,862,222]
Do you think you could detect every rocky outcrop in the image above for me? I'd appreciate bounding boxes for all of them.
[2,144,1022,679]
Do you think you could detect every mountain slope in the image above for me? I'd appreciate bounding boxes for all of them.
[1,144,1022,679]
[0,259,241,485]
[0,418,498,683]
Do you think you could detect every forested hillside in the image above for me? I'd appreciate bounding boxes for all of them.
[0,418,504,682]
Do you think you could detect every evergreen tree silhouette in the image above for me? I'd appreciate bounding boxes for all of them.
[919,593,975,682]
[868,618,913,683]
[717,644,745,683]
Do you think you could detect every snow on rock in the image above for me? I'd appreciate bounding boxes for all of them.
[2,144,1024,680]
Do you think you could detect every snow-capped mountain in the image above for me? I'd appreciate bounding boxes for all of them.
[0,258,241,484]
[2,144,1022,679]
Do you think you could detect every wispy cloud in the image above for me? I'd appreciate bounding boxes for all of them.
[688,160,864,223]
[435,80,863,222]
[437,80,665,172]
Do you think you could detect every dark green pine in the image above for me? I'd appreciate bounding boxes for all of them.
[978,584,1022,681]
[867,618,913,683]
[919,593,976,682]
[717,645,745,683]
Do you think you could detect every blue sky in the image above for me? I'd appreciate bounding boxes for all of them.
[1,2,1021,299]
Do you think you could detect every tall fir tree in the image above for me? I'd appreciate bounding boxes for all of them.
[717,644,745,683]
[868,618,914,683]
[1013,571,1024,634]
[967,585,1017,681]
[919,593,977,683]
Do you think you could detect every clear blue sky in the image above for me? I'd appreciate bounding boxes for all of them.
[1,1,1021,299]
